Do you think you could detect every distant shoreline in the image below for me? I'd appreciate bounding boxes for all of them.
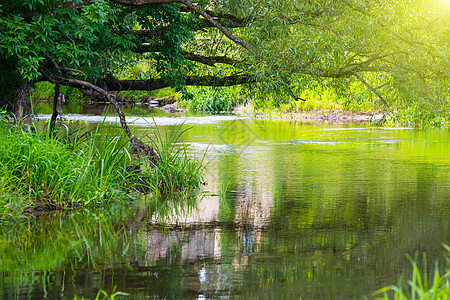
[232,103,385,124]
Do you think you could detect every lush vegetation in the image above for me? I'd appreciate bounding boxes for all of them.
[0,111,203,222]
[0,0,448,127]
[180,86,243,112]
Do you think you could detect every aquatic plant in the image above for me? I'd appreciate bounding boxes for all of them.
[73,286,129,300]
[372,246,450,300]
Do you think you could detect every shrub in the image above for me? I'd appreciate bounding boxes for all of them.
[182,87,242,112]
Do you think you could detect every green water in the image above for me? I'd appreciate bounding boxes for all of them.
[0,117,449,299]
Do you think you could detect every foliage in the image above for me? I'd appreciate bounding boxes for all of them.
[372,246,450,300]
[180,0,449,125]
[0,0,134,81]
[394,101,450,128]
[181,86,243,112]
[0,0,193,107]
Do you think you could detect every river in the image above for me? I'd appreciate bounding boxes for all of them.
[1,107,449,299]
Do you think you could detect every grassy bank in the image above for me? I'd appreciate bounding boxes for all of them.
[0,114,203,223]
[31,81,449,128]
[178,84,449,128]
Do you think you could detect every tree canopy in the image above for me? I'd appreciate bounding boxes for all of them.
[1,0,449,124]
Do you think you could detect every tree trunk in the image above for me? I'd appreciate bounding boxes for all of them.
[49,84,65,135]
[46,74,159,162]
[49,83,60,135]
[13,79,33,127]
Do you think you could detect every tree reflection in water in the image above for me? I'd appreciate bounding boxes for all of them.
[0,121,449,299]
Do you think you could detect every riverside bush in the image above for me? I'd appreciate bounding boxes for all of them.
[144,122,205,198]
[182,87,242,112]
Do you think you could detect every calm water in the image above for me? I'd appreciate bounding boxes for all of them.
[1,110,449,299]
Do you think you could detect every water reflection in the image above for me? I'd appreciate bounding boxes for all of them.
[0,118,449,299]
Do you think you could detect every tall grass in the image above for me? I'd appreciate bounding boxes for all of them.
[0,113,204,222]
[141,121,205,200]
[0,122,133,216]
[372,246,450,300]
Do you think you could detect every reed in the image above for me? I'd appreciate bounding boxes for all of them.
[141,121,205,199]
[372,246,450,300]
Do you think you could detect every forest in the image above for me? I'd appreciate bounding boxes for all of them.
[1,0,449,126]
[0,1,449,299]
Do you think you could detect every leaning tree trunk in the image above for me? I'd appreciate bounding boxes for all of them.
[105,93,158,164]
[49,83,60,135]
[13,79,33,127]
[49,75,158,163]
[49,83,65,135]
[44,73,159,162]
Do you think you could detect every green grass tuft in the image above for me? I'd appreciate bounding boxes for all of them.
[372,246,450,300]
[140,121,205,199]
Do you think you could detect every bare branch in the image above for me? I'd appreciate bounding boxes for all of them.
[133,30,165,40]
[286,86,306,101]
[339,51,405,73]
[182,52,240,66]
[375,82,390,90]
[42,69,131,139]
[135,43,161,53]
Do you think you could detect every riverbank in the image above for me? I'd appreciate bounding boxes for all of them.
[0,118,204,222]
[232,102,385,124]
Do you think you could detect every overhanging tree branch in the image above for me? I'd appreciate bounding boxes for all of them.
[134,45,241,66]
[102,74,253,91]
[40,68,158,161]
[180,0,263,60]
[182,52,240,66]
[352,72,388,106]
[338,51,405,73]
